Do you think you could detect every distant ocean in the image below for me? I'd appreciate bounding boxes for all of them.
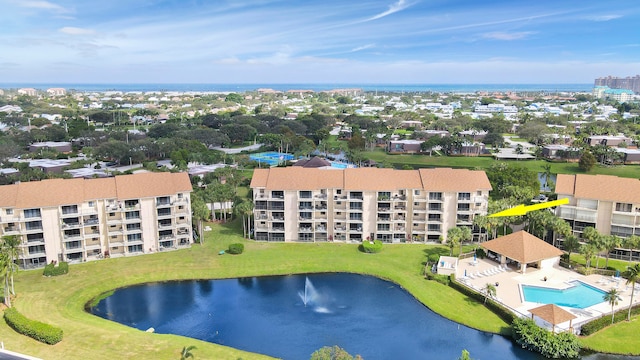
[0,83,593,93]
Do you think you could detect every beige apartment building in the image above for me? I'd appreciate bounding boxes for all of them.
[0,172,193,269]
[555,173,640,260]
[250,167,491,243]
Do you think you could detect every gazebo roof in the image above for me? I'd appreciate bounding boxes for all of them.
[480,230,563,264]
[529,304,577,325]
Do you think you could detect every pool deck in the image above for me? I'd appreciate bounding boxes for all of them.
[455,258,640,332]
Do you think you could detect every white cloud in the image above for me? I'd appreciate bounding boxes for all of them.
[59,27,95,35]
[586,14,622,21]
[365,0,413,22]
[351,44,375,52]
[15,0,69,13]
[482,31,536,40]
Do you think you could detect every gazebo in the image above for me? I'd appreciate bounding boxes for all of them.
[529,304,577,333]
[480,230,564,273]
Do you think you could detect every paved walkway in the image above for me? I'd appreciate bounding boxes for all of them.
[455,258,637,332]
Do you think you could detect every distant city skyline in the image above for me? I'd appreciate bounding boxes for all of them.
[1,0,639,84]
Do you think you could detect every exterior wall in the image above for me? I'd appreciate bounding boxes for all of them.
[540,256,559,269]
[251,182,490,244]
[1,182,192,269]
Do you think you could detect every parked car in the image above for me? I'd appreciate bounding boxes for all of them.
[532,194,548,202]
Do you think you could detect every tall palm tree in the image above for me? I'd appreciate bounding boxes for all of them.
[483,283,496,304]
[190,194,209,245]
[459,226,472,255]
[583,227,603,268]
[626,263,640,321]
[562,235,581,262]
[541,163,553,190]
[2,235,20,295]
[446,227,462,256]
[580,243,597,268]
[603,288,620,324]
[623,235,640,264]
[0,252,10,307]
[602,235,622,269]
[180,345,197,360]
[234,200,254,239]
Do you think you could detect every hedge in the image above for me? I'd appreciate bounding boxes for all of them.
[227,243,245,255]
[43,262,69,276]
[361,240,383,253]
[580,302,640,336]
[512,317,580,359]
[4,308,63,345]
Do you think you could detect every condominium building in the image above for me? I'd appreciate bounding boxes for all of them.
[555,174,640,260]
[0,172,193,268]
[250,167,491,243]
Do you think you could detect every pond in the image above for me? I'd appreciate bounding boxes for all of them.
[89,273,634,360]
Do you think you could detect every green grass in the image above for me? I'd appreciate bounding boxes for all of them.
[362,148,640,178]
[4,220,508,360]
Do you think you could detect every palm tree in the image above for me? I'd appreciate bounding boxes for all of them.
[601,235,622,269]
[180,345,197,360]
[190,194,209,245]
[446,227,462,256]
[0,252,10,307]
[562,235,581,262]
[580,243,597,268]
[2,235,20,295]
[234,200,254,239]
[483,283,496,304]
[459,226,472,255]
[625,263,640,321]
[603,288,620,324]
[623,235,640,264]
[541,163,553,190]
[583,227,603,268]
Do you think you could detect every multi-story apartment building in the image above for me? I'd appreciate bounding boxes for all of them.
[250,167,491,243]
[555,173,640,260]
[0,172,193,269]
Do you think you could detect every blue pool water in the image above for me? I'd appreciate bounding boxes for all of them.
[330,161,353,169]
[522,281,606,309]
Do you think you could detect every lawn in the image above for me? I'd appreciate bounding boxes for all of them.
[361,148,640,179]
[2,220,509,360]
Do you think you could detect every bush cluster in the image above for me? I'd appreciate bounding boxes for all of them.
[512,317,580,359]
[361,240,383,253]
[227,243,245,255]
[4,308,63,345]
[43,262,69,276]
[580,303,640,336]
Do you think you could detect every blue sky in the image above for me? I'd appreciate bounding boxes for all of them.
[1,0,639,84]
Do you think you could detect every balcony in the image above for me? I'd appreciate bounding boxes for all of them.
[159,234,175,241]
[3,226,20,234]
[62,222,82,229]
[25,226,43,233]
[558,206,597,223]
[63,233,82,241]
[84,218,99,226]
[158,222,173,229]
[271,227,285,232]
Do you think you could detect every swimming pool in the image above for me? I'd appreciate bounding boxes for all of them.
[521,281,606,309]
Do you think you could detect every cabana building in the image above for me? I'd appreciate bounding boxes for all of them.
[480,230,563,273]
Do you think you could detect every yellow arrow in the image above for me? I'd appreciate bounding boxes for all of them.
[488,198,569,218]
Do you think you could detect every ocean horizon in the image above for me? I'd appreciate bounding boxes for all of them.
[0,82,593,93]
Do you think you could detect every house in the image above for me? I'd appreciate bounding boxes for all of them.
[541,145,580,161]
[459,130,488,141]
[587,135,632,147]
[388,140,424,154]
[481,230,563,273]
[250,167,491,243]
[29,141,72,153]
[616,148,640,164]
[0,172,193,268]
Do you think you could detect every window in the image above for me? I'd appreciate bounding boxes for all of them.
[349,202,363,210]
[25,221,42,231]
[477,191,482,196]
[126,223,141,231]
[24,208,41,218]
[178,193,183,199]
[414,190,420,195]
[457,203,470,211]
[299,191,312,199]
[6,209,13,215]
[428,224,441,232]
[62,205,78,214]
[125,211,140,220]
[428,214,441,221]
[429,192,442,201]
[429,203,442,211]
[616,203,633,212]
[336,190,342,194]
[127,233,142,241]
[88,201,95,207]
[377,224,390,231]
[458,193,471,201]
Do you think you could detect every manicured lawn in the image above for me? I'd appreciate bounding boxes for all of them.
[362,148,640,179]
[3,220,508,360]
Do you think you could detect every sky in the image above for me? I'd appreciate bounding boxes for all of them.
[1,0,639,84]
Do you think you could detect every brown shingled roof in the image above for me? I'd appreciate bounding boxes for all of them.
[249,167,492,192]
[555,174,640,203]
[0,172,192,209]
[419,168,492,192]
[529,304,576,325]
[481,230,563,263]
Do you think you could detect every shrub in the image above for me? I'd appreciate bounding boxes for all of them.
[580,303,640,336]
[512,317,580,359]
[43,262,69,277]
[4,308,63,345]
[361,240,383,253]
[227,243,245,255]
[475,248,486,259]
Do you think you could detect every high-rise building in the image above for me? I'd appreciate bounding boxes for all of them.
[250,167,491,243]
[0,172,193,268]
[594,75,640,93]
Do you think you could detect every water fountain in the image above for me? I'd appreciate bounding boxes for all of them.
[298,277,331,313]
